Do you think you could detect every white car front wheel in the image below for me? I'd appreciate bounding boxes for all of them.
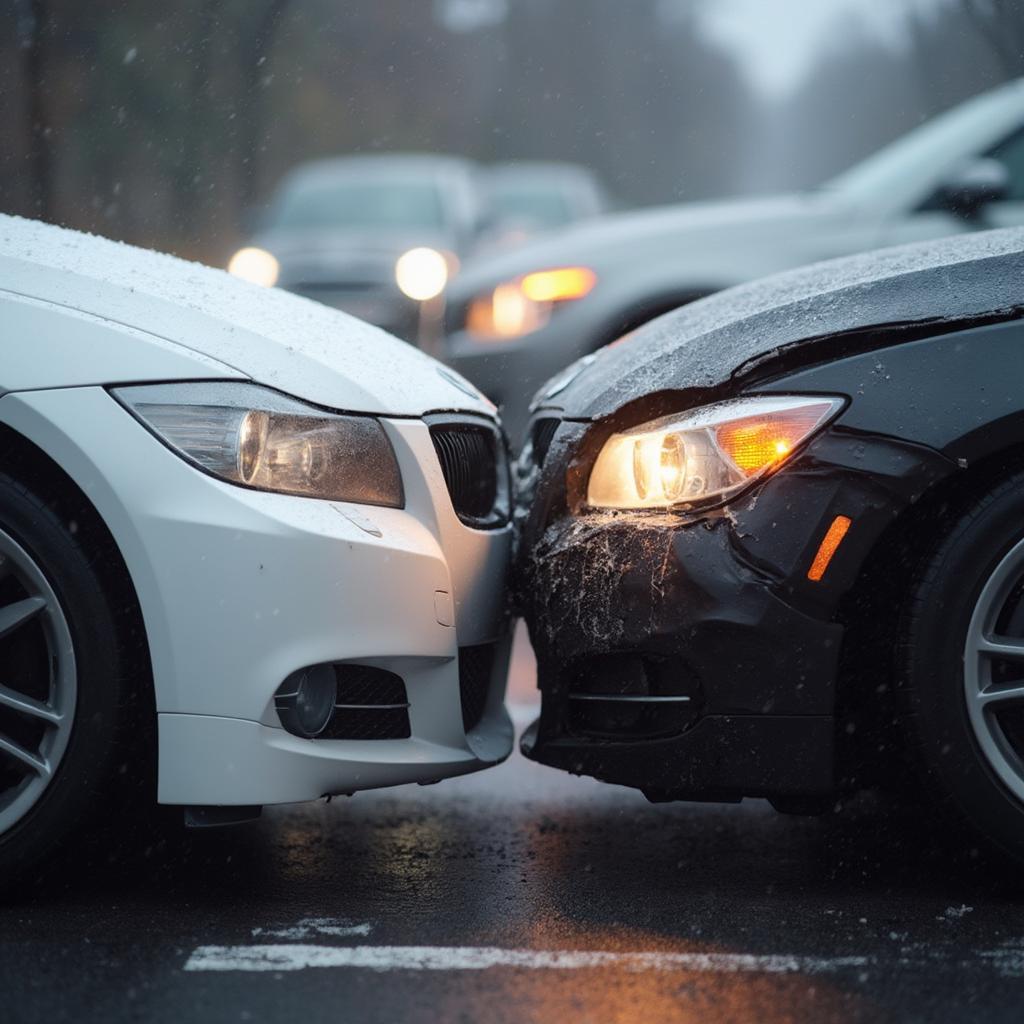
[0,469,145,884]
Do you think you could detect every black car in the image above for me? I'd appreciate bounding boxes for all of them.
[516,227,1024,858]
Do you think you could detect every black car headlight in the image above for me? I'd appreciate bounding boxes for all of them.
[114,382,404,507]
[586,395,843,510]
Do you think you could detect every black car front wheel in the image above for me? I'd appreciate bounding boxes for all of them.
[902,468,1024,860]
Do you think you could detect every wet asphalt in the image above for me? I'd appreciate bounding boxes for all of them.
[4,631,1024,1024]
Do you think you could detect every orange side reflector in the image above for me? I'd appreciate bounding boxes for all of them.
[807,515,852,582]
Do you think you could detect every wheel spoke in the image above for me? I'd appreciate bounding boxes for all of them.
[977,635,1024,663]
[0,684,61,725]
[0,530,74,833]
[977,682,1024,710]
[0,596,46,641]
[0,735,50,777]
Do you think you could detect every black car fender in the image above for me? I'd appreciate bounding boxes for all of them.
[758,318,1024,467]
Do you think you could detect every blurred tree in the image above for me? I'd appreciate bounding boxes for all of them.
[15,0,54,220]
[752,1,1019,194]
[3,0,746,256]
[233,0,293,210]
[4,0,1019,266]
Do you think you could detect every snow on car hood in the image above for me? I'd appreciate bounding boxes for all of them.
[542,227,1024,419]
[0,215,491,417]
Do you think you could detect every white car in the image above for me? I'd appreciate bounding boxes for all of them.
[0,215,513,874]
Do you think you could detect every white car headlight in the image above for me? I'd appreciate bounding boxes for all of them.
[466,266,596,341]
[587,395,844,510]
[113,382,404,507]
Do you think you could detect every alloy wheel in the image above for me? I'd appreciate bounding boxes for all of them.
[0,526,76,835]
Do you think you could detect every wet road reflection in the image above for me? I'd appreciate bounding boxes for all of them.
[3,629,1024,1022]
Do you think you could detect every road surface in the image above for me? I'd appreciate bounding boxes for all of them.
[3,629,1024,1023]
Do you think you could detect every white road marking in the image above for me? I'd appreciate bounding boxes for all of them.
[184,944,869,975]
[251,919,372,940]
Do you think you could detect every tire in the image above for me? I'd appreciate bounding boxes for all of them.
[901,468,1024,861]
[0,470,142,883]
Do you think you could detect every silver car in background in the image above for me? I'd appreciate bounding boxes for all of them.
[482,160,608,244]
[443,77,1024,444]
[228,153,486,341]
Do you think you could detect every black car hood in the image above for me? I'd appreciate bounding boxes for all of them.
[539,227,1024,420]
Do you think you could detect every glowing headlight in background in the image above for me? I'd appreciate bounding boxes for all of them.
[520,266,596,302]
[227,246,279,287]
[466,266,597,341]
[586,395,843,510]
[395,247,449,301]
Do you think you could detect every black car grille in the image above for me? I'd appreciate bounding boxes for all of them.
[530,417,560,467]
[319,665,411,740]
[429,418,510,528]
[459,643,496,733]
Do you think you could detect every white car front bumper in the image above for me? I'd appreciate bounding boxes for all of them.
[0,387,513,806]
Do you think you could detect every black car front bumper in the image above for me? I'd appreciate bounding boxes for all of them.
[517,419,954,803]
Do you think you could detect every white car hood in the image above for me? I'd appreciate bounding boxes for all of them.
[0,215,491,417]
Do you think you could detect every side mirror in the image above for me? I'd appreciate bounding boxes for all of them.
[930,158,1010,219]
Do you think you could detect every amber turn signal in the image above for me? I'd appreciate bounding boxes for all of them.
[715,406,835,477]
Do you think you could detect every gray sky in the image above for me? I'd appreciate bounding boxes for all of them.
[694,0,944,97]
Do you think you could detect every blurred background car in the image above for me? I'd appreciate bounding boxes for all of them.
[478,160,609,249]
[442,77,1024,443]
[514,226,1024,859]
[227,153,486,341]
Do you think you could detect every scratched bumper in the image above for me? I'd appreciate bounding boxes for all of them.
[516,419,951,802]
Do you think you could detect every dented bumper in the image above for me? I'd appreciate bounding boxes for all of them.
[517,418,952,803]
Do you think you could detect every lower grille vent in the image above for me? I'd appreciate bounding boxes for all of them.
[320,665,411,740]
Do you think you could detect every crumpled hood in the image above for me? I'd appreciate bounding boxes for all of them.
[0,214,490,417]
[539,227,1024,419]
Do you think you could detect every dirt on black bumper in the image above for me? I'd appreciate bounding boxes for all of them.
[516,423,953,804]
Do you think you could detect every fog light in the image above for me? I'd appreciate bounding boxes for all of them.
[275,664,337,738]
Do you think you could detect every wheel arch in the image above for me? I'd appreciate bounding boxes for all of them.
[834,440,1024,792]
[0,418,156,741]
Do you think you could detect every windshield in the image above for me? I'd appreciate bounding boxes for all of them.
[270,179,446,231]
[823,87,1018,200]
[488,185,572,227]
